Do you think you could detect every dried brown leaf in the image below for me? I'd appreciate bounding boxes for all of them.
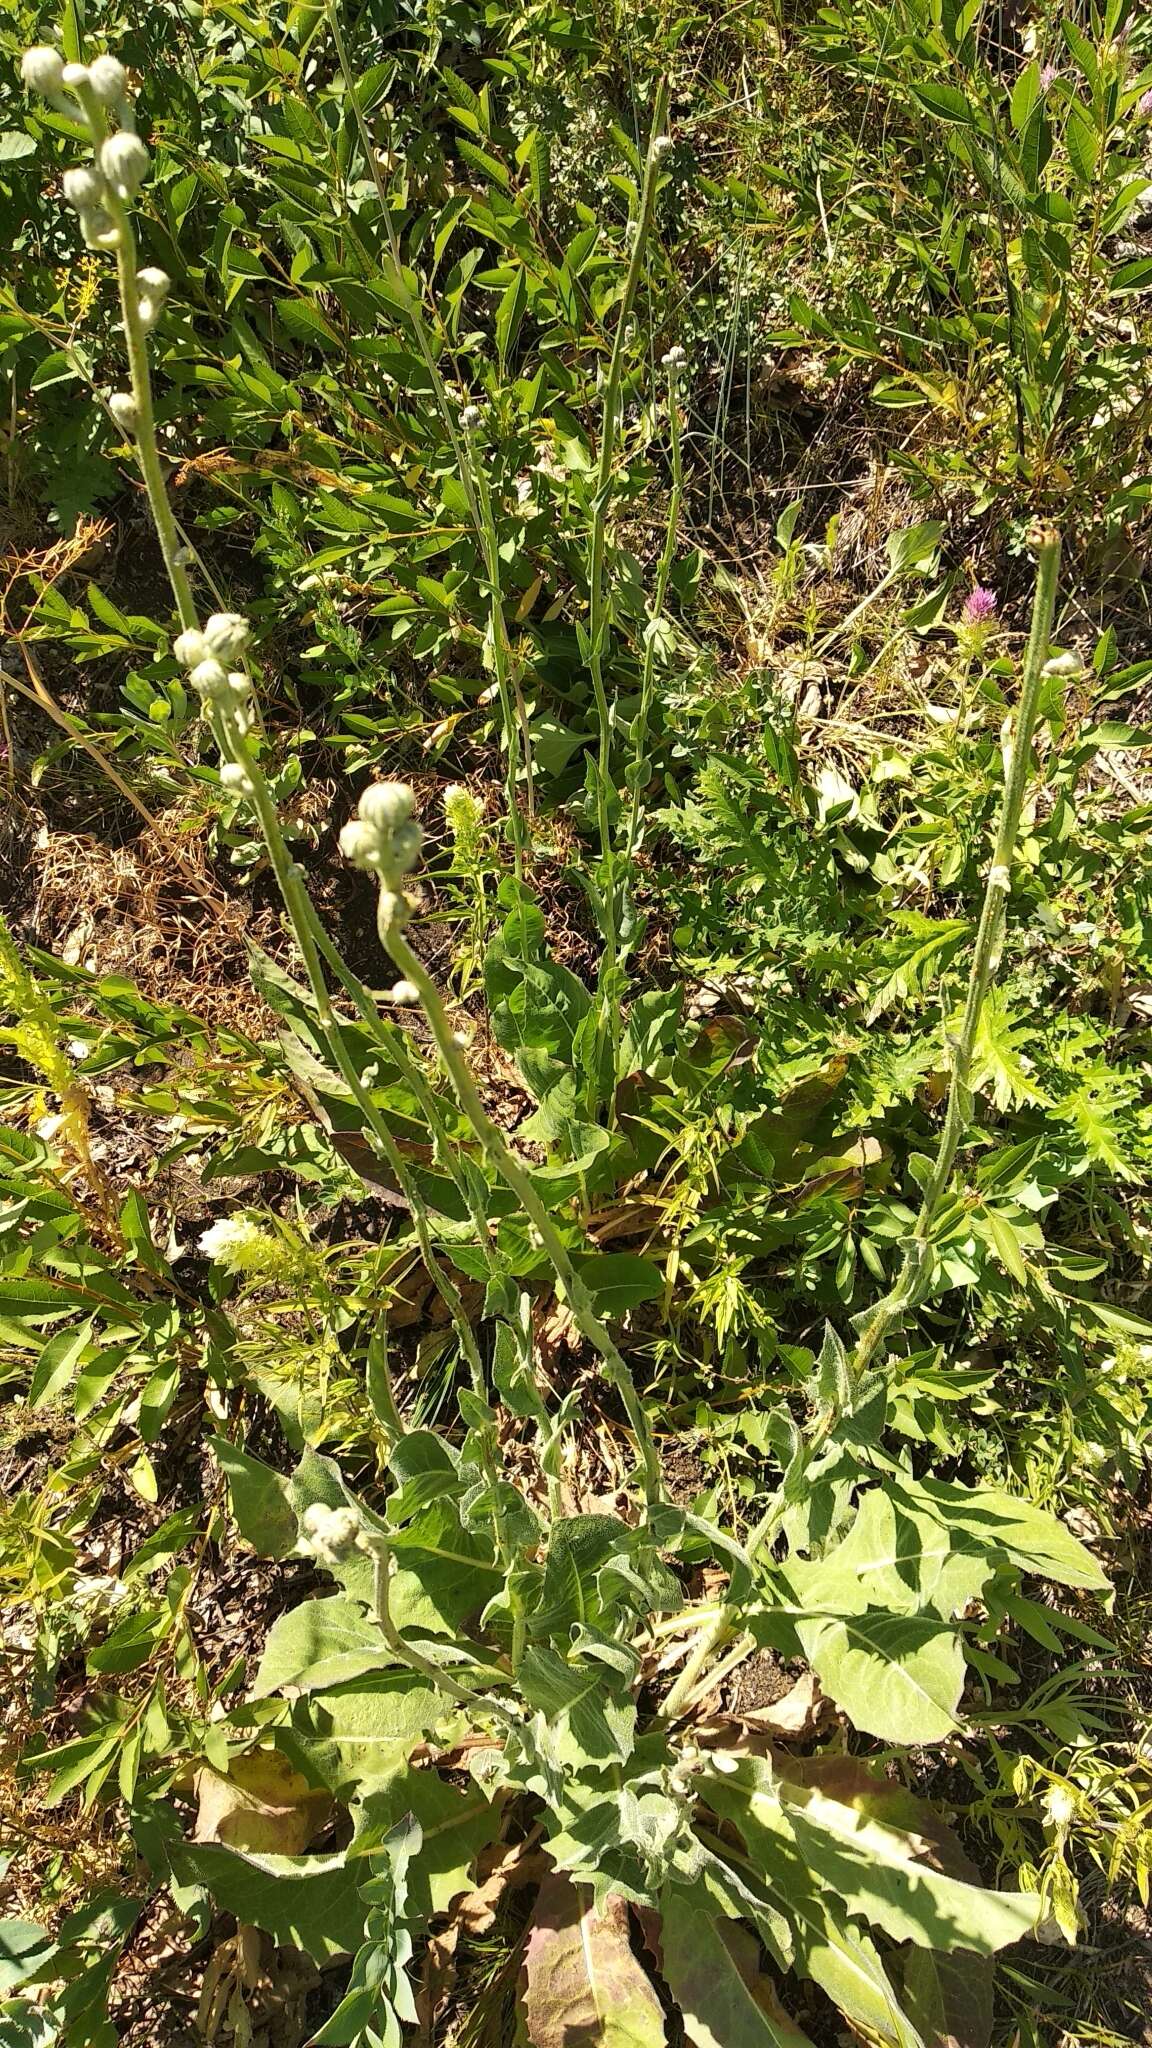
[193,1750,331,1856]
[693,1672,828,1754]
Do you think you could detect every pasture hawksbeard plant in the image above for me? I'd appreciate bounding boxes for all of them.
[10,19,1136,2048]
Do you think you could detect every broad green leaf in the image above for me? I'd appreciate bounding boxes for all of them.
[390,1498,503,1634]
[786,1490,995,1622]
[659,1899,814,2047]
[519,1873,666,2048]
[900,1477,1109,1592]
[901,1942,993,2048]
[779,1792,1039,1951]
[705,1781,923,2048]
[0,1278,78,1321]
[886,522,941,575]
[28,1318,95,1408]
[909,82,976,125]
[0,1920,54,1995]
[210,1435,296,1559]
[253,1597,392,1696]
[793,1608,963,1745]
[352,1765,499,1917]
[519,1645,636,1766]
[278,1672,441,1797]
[572,1252,664,1314]
[1010,61,1040,130]
[170,1843,364,1961]
[1110,255,1152,294]
[1064,101,1098,185]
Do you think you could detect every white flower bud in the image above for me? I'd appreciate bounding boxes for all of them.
[62,167,106,212]
[87,55,128,106]
[661,344,686,367]
[62,63,91,91]
[220,762,254,796]
[136,266,170,329]
[1042,650,1082,677]
[389,979,420,1005]
[358,781,415,831]
[203,612,251,660]
[226,670,252,698]
[107,391,138,433]
[79,209,120,251]
[299,1502,368,1566]
[100,132,149,199]
[389,820,423,872]
[21,47,66,97]
[339,818,379,869]
[652,133,674,156]
[173,629,207,669]
[189,658,229,699]
[459,404,482,431]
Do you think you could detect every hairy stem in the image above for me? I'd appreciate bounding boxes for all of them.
[623,350,684,874]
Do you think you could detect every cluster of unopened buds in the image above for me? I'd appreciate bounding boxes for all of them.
[298,1502,384,1569]
[172,613,256,775]
[22,43,169,434]
[339,783,426,970]
[23,46,151,238]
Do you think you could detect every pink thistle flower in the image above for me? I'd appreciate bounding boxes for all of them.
[1138,87,1152,117]
[961,585,999,625]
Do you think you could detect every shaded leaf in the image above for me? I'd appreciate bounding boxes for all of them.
[519,1873,666,2048]
[660,1898,814,2047]
[170,1842,365,1961]
[211,1435,296,1559]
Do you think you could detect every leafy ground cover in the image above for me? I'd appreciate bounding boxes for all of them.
[2,1,1152,2044]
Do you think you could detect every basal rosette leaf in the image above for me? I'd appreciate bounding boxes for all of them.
[518,1873,666,2048]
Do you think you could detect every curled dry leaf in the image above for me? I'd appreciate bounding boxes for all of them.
[417,1838,551,2040]
[193,1749,332,1856]
[692,1672,828,1755]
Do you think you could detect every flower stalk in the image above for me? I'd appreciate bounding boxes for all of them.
[663,524,1062,1716]
[585,80,671,1051]
[849,523,1061,1379]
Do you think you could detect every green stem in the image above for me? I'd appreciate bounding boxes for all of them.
[623,352,684,877]
[663,525,1061,1717]
[585,82,670,1049]
[850,524,1061,1379]
[370,1543,516,1722]
[457,427,530,873]
[75,87,196,634]
[378,909,663,1505]
[86,99,497,1430]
